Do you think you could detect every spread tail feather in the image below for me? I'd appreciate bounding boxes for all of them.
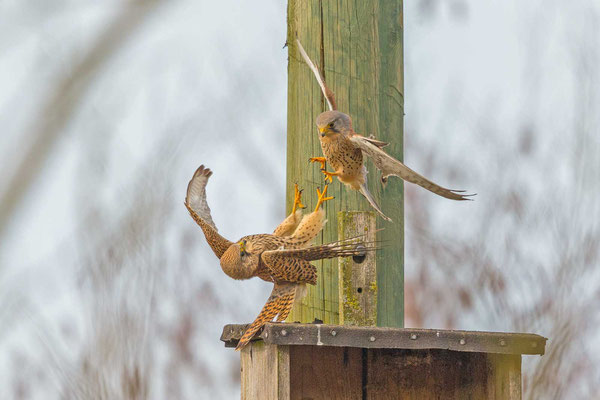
[359,183,392,222]
[235,284,297,350]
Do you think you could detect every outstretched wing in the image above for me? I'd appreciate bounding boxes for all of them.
[261,250,317,285]
[296,38,337,111]
[236,283,297,350]
[185,165,233,258]
[186,165,217,228]
[349,134,475,201]
[266,235,378,264]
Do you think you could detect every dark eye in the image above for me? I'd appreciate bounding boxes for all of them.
[329,122,335,128]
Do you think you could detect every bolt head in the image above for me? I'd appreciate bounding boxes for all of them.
[331,330,337,336]
[369,336,376,342]
[459,338,466,345]
[499,339,506,346]
[281,329,287,336]
[410,334,417,340]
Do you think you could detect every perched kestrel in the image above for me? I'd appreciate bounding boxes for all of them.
[297,39,475,221]
[185,165,374,349]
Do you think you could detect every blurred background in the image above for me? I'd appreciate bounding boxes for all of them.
[1,0,598,398]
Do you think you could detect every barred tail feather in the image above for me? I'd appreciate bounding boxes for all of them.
[236,284,296,350]
[275,291,296,322]
[359,183,392,222]
[267,236,379,262]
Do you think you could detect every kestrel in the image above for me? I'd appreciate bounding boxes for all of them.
[185,165,374,350]
[297,39,475,221]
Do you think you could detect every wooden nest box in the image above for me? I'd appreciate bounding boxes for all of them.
[222,322,546,399]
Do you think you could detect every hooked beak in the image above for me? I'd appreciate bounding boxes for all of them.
[239,240,247,257]
[319,127,327,137]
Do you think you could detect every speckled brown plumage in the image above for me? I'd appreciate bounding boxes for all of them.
[320,132,365,190]
[185,165,373,350]
[236,283,297,350]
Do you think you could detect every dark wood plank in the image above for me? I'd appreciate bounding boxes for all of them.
[289,346,362,400]
[366,349,521,399]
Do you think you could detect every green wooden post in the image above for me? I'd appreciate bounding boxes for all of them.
[286,0,404,327]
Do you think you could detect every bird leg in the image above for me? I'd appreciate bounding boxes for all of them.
[314,185,334,212]
[291,183,306,214]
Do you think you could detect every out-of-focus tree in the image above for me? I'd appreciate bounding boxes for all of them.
[404,1,600,398]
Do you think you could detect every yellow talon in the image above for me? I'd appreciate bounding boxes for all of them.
[320,169,339,184]
[309,156,327,170]
[292,183,306,214]
[315,185,334,211]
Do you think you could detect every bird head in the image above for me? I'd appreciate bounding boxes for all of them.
[220,239,258,280]
[316,111,351,138]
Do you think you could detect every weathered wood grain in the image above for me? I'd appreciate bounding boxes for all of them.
[338,211,378,326]
[366,349,522,399]
[238,340,525,399]
[240,342,290,400]
[289,345,363,400]
[487,353,522,399]
[222,323,547,356]
[287,0,404,328]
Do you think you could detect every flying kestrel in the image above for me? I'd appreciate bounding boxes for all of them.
[185,165,374,350]
[296,39,475,221]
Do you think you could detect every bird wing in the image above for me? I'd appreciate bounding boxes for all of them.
[296,38,337,111]
[261,251,318,285]
[185,165,233,258]
[349,134,475,201]
[363,136,389,148]
[235,283,297,350]
[265,235,377,264]
[186,164,217,228]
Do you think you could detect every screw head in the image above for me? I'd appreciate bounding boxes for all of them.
[331,330,337,336]
[281,329,287,337]
[410,334,418,340]
[499,339,506,346]
[459,338,466,345]
[369,336,376,342]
